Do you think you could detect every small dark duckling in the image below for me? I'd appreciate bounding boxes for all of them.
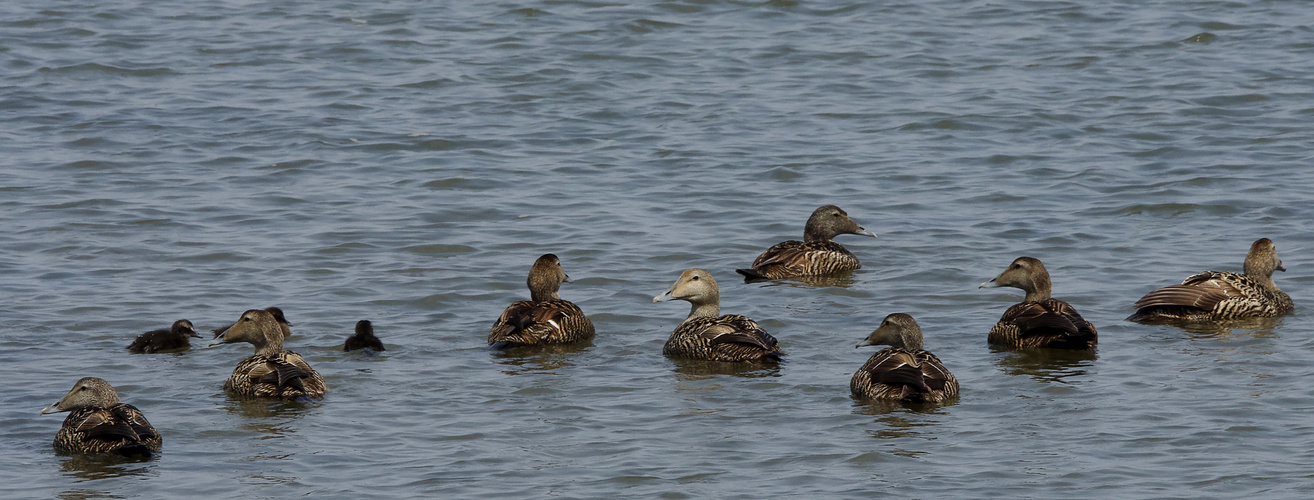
[488,254,595,350]
[736,205,877,280]
[654,268,784,363]
[852,313,959,403]
[344,320,385,352]
[127,319,200,354]
[980,257,1097,350]
[211,309,327,399]
[40,377,161,457]
[1128,238,1294,323]
[212,306,292,340]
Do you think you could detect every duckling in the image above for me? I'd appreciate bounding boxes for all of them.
[488,254,594,350]
[736,205,877,280]
[1128,238,1294,323]
[126,319,200,354]
[211,309,327,399]
[852,313,959,403]
[980,257,1097,350]
[40,377,161,457]
[654,268,784,362]
[344,320,385,352]
[212,306,292,339]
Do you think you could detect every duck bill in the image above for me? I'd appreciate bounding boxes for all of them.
[39,402,62,415]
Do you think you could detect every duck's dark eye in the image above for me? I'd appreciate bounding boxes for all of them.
[691,275,699,280]
[1011,264,1021,269]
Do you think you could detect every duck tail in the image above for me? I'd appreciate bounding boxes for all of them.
[735,268,769,281]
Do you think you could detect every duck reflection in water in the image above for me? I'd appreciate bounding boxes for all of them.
[992,346,1097,383]
[492,340,593,375]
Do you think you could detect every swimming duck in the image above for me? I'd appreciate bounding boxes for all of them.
[1128,238,1294,323]
[980,257,1097,350]
[40,377,161,456]
[212,306,292,339]
[127,319,200,353]
[344,319,385,352]
[488,254,595,349]
[736,205,877,280]
[211,309,327,399]
[852,313,959,403]
[654,268,784,362]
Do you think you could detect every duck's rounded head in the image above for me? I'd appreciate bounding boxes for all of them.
[41,377,120,414]
[653,268,718,305]
[804,205,877,242]
[980,256,1052,301]
[856,313,924,350]
[172,319,200,338]
[355,319,374,336]
[211,309,284,351]
[1245,238,1286,276]
[528,254,570,301]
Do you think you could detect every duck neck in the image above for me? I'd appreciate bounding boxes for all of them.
[685,301,720,321]
[530,288,560,302]
[253,330,285,357]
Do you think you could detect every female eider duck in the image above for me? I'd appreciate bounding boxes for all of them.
[980,257,1097,350]
[212,309,327,399]
[736,205,877,280]
[344,319,385,352]
[488,254,595,350]
[852,313,959,403]
[40,377,161,456]
[653,268,783,362]
[212,306,292,340]
[127,319,200,353]
[1128,238,1294,323]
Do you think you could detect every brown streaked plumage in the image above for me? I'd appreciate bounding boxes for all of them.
[736,205,877,280]
[980,257,1097,350]
[212,306,292,340]
[212,309,327,399]
[1128,238,1294,323]
[851,313,959,403]
[40,377,161,457]
[488,254,595,350]
[344,319,386,352]
[654,269,783,363]
[127,319,200,354]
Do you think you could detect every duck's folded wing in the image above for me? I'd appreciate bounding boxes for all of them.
[249,359,310,392]
[75,409,142,441]
[700,319,777,351]
[864,351,932,393]
[1133,277,1233,311]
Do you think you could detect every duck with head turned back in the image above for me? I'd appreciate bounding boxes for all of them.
[980,257,1097,350]
[344,320,385,352]
[489,254,595,350]
[1128,238,1294,323]
[654,268,784,363]
[212,306,292,340]
[736,205,877,281]
[212,309,327,399]
[40,377,161,457]
[852,313,959,403]
[127,319,200,353]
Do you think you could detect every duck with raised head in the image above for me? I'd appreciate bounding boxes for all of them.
[211,309,327,399]
[488,254,594,350]
[852,313,958,403]
[127,319,200,354]
[654,268,784,362]
[40,377,161,456]
[1128,238,1294,323]
[344,319,385,352]
[736,205,877,280]
[212,306,292,339]
[980,257,1097,350]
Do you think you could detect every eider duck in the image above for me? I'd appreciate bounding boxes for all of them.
[127,319,200,353]
[212,306,292,339]
[488,254,595,350]
[852,313,959,403]
[980,257,1097,350]
[40,377,161,456]
[653,268,784,362]
[344,319,385,352]
[1128,238,1294,323]
[736,205,877,280]
[211,309,327,399]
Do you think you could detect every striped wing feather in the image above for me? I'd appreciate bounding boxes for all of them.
[739,241,859,279]
[664,315,782,362]
[990,299,1097,349]
[489,299,594,347]
[851,349,958,403]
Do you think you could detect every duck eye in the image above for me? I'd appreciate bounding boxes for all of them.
[691,275,699,280]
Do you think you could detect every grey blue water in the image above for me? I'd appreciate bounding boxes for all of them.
[4,0,1314,498]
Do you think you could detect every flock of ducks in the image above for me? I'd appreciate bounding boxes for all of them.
[39,205,1295,458]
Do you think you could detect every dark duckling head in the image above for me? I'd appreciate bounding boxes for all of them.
[653,268,721,320]
[980,256,1053,303]
[856,313,924,351]
[527,254,570,302]
[173,320,200,338]
[211,309,287,356]
[40,377,120,415]
[345,319,385,352]
[803,205,877,243]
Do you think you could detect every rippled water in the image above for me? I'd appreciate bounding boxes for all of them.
[4,0,1314,498]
